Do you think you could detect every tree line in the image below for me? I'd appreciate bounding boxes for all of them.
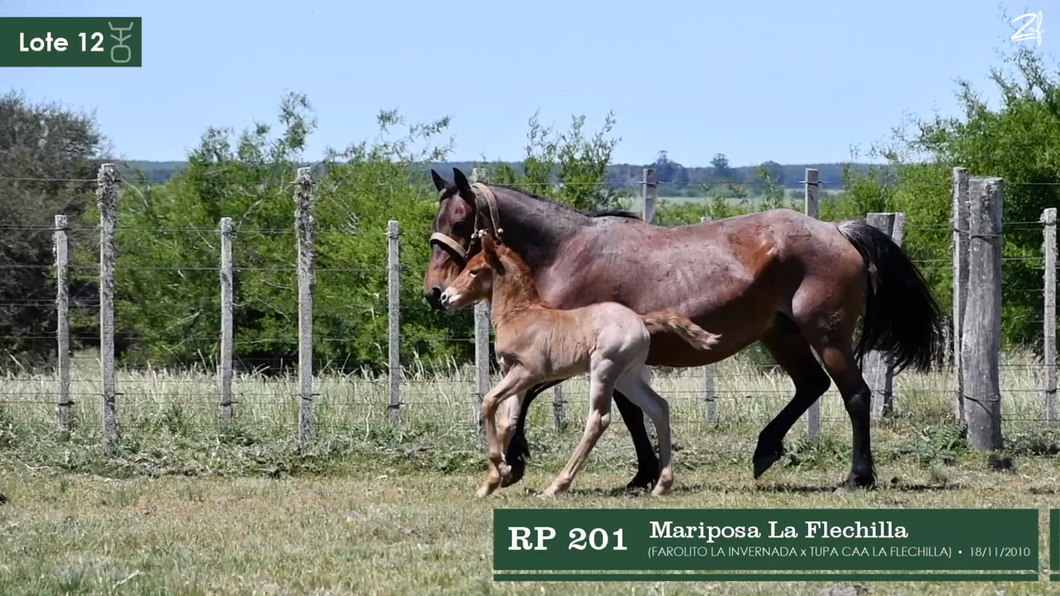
[1,44,1057,372]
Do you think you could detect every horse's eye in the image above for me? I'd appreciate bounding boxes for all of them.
[469,270,478,277]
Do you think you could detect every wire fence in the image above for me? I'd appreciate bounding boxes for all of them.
[0,166,1056,453]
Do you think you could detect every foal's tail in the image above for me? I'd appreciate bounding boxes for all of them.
[641,312,721,351]
[837,220,945,373]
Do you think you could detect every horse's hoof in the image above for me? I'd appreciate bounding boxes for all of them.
[497,463,512,482]
[650,470,674,496]
[842,471,877,490]
[501,462,526,487]
[477,483,497,498]
[540,489,558,500]
[752,441,785,479]
[626,469,659,491]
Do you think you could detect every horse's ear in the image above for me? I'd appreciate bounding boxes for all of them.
[453,168,472,194]
[480,233,505,272]
[430,169,448,193]
[480,232,497,255]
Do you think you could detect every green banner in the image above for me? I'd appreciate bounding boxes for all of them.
[1052,509,1059,581]
[0,18,141,67]
[494,509,1038,578]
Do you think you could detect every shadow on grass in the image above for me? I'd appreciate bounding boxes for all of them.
[556,480,964,498]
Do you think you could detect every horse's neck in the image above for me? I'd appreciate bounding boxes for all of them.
[487,187,588,277]
[489,270,542,327]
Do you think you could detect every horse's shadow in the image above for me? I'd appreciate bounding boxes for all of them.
[544,480,964,499]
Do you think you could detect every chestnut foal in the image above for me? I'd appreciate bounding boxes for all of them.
[440,232,721,497]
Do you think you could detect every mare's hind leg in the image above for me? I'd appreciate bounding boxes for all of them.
[752,314,832,479]
[789,291,876,488]
[615,368,673,496]
[543,357,619,498]
[803,331,876,488]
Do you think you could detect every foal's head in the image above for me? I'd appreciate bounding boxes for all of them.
[439,232,533,311]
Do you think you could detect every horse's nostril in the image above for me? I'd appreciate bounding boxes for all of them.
[426,286,443,309]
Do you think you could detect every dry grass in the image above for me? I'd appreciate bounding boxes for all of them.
[0,352,1057,595]
[2,465,1059,595]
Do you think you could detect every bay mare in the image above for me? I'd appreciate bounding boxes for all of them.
[439,230,721,497]
[424,168,944,490]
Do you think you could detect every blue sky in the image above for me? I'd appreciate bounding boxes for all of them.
[2,1,1054,166]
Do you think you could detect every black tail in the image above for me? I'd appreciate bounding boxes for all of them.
[837,220,944,373]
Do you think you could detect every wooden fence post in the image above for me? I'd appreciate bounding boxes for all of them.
[803,168,821,439]
[962,177,1003,451]
[640,168,658,435]
[952,167,970,424]
[699,216,717,425]
[294,167,315,447]
[219,217,234,424]
[471,168,490,441]
[96,164,119,452]
[1043,207,1057,424]
[387,220,402,426]
[54,214,71,432]
[553,385,565,432]
[642,167,657,224]
[865,212,905,418]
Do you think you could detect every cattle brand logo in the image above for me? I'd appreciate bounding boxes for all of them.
[0,17,141,67]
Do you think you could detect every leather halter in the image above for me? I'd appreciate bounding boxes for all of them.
[429,182,503,267]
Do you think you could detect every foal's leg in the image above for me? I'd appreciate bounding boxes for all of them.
[501,381,562,488]
[752,315,832,479]
[479,368,537,497]
[543,357,618,498]
[616,367,674,496]
[497,390,527,456]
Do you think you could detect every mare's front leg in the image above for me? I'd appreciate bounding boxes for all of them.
[543,358,617,498]
[612,389,659,490]
[479,366,537,497]
[502,381,562,488]
[616,368,674,496]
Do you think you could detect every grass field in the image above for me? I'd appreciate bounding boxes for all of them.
[1,353,1058,595]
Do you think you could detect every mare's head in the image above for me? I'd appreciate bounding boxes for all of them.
[439,231,516,311]
[424,168,479,309]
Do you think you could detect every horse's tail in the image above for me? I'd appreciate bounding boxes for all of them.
[837,220,945,373]
[641,312,721,351]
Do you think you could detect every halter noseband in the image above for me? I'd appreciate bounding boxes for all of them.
[429,182,503,267]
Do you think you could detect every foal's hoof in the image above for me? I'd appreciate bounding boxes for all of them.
[497,462,512,482]
[650,483,671,497]
[477,483,498,498]
[752,441,785,479]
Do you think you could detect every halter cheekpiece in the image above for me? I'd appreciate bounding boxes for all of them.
[429,182,503,266]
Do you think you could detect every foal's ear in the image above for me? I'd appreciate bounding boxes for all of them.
[430,169,448,193]
[480,232,497,255]
[481,232,504,271]
[452,168,472,194]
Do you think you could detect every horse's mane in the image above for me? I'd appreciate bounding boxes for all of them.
[588,209,640,219]
[488,183,641,220]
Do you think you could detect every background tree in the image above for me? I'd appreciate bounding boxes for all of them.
[86,93,467,372]
[488,111,629,212]
[831,45,1060,349]
[710,152,734,183]
[0,92,104,370]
